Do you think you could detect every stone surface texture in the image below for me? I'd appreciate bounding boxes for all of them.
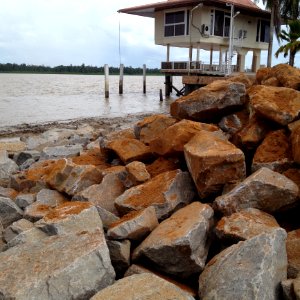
[134,114,177,144]
[3,218,34,243]
[248,85,300,125]
[0,196,23,228]
[286,229,300,279]
[252,129,293,173]
[199,229,287,300]
[74,173,125,216]
[91,273,195,300]
[214,167,299,215]
[107,206,158,241]
[170,80,246,122]
[114,170,196,220]
[133,202,214,278]
[184,130,246,199]
[215,208,280,241]
[35,202,102,236]
[0,229,115,299]
[149,119,219,156]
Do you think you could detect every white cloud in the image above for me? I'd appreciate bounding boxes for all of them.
[0,0,298,68]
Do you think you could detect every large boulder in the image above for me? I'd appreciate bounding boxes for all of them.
[248,85,300,125]
[149,119,219,156]
[199,229,287,300]
[91,273,195,300]
[271,63,300,90]
[215,208,280,242]
[0,229,115,299]
[3,218,34,243]
[214,167,299,216]
[35,202,102,235]
[133,202,214,278]
[134,114,177,144]
[146,157,181,178]
[170,80,246,122]
[114,170,196,220]
[0,137,26,153]
[184,131,245,199]
[252,129,293,173]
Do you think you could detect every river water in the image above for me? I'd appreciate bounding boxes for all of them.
[0,73,182,128]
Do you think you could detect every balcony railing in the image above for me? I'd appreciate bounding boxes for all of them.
[161,61,238,74]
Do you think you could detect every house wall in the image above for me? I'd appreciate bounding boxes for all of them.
[154,5,269,53]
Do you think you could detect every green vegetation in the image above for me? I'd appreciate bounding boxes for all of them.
[0,63,162,75]
[275,19,300,66]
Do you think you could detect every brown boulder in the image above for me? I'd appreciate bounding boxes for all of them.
[215,208,280,242]
[170,80,246,122]
[149,119,219,156]
[122,161,150,187]
[46,160,103,196]
[134,114,177,144]
[103,138,152,164]
[227,73,253,89]
[271,64,300,90]
[255,67,272,84]
[252,129,293,173]
[184,131,245,199]
[248,85,300,125]
[214,167,299,216]
[114,170,196,220]
[261,76,280,87]
[133,202,214,278]
[283,168,300,197]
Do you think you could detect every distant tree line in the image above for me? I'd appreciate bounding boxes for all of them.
[0,63,162,75]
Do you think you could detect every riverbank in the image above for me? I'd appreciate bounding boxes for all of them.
[0,113,155,138]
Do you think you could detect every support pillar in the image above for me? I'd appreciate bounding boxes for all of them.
[167,44,170,62]
[165,75,172,97]
[252,50,261,73]
[189,45,193,70]
[209,48,213,71]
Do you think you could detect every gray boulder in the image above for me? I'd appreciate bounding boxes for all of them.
[199,229,287,300]
[40,144,83,160]
[0,229,115,299]
[15,193,36,209]
[107,206,158,241]
[133,202,214,278]
[0,196,23,228]
[0,150,19,186]
[214,167,299,215]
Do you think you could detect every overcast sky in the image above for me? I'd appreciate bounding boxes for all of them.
[0,0,297,68]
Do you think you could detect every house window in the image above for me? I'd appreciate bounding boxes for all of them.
[256,19,270,42]
[164,11,189,37]
[211,10,231,37]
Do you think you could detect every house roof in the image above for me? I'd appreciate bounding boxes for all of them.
[118,0,270,18]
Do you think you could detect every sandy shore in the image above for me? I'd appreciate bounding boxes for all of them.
[0,112,157,138]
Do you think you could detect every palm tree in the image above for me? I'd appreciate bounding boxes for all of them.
[255,0,300,67]
[275,19,300,66]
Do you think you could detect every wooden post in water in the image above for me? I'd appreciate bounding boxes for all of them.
[104,64,109,98]
[159,89,163,101]
[143,64,146,94]
[119,64,124,95]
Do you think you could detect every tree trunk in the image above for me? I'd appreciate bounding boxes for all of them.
[267,8,275,67]
[290,50,295,66]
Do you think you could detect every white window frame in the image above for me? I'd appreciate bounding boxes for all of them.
[211,9,231,37]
